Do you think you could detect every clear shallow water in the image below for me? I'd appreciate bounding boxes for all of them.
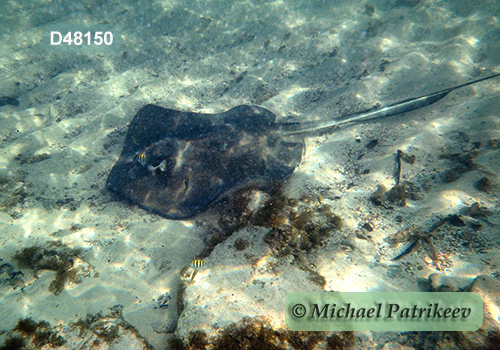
[0,0,499,349]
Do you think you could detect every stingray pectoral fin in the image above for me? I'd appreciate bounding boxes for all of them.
[221,105,276,130]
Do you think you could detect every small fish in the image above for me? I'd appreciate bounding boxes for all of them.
[189,260,206,269]
[390,240,419,261]
[317,194,322,205]
[0,97,19,107]
[189,259,206,281]
[137,152,147,166]
[159,260,171,270]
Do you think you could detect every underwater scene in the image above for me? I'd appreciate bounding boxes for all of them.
[1,0,499,349]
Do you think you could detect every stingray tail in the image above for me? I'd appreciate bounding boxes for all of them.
[281,72,500,135]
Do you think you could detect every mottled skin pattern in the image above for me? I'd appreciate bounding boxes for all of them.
[107,105,303,219]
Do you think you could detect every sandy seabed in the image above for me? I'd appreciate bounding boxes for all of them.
[0,0,499,349]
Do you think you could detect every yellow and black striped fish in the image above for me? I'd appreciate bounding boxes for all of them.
[137,152,147,166]
[189,260,206,269]
[188,259,206,281]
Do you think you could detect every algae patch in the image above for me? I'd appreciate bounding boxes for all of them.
[13,241,93,295]
[168,317,355,350]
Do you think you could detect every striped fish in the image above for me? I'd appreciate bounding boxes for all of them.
[189,260,206,269]
[189,260,206,281]
[137,152,147,166]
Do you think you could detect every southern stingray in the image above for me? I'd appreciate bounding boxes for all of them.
[107,73,500,219]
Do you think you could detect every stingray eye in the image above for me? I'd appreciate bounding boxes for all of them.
[137,152,147,166]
